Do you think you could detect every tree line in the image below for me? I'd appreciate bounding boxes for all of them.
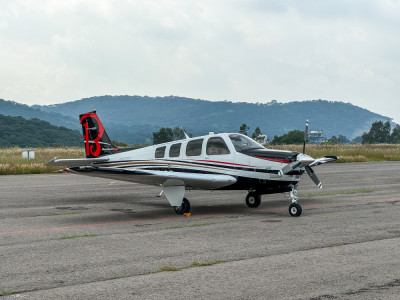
[151,120,400,145]
[361,121,400,144]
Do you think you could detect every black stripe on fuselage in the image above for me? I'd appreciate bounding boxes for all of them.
[97,159,288,174]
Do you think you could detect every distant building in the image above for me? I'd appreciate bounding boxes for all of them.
[308,130,326,144]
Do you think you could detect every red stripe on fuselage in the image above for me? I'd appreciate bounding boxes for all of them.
[250,156,291,164]
[190,159,255,168]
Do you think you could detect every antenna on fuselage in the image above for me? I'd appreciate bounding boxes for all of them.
[303,119,309,154]
[181,127,190,139]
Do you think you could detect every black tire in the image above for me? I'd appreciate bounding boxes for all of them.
[245,192,261,208]
[174,198,190,215]
[288,203,302,217]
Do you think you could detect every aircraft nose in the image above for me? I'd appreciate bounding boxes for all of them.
[297,153,315,166]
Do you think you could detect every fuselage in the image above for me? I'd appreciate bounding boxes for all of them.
[83,133,309,194]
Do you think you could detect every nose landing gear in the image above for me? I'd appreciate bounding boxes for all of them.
[288,185,302,217]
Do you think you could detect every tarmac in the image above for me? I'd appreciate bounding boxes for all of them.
[1,161,400,299]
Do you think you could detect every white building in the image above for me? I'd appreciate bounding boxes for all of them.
[308,130,326,144]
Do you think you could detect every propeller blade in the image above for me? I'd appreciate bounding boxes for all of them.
[303,119,309,154]
[280,161,301,175]
[309,156,339,167]
[305,166,322,188]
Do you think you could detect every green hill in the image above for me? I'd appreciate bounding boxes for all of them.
[35,96,394,144]
[0,99,77,129]
[1,96,394,144]
[0,114,82,147]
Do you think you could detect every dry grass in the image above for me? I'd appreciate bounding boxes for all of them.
[0,147,84,175]
[0,144,399,175]
[267,144,400,163]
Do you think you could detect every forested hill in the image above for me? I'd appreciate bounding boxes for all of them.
[0,114,82,147]
[0,99,76,129]
[34,96,393,144]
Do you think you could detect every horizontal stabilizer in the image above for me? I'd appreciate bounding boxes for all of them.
[46,157,109,167]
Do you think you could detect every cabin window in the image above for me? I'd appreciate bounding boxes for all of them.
[169,143,181,157]
[206,137,230,155]
[229,134,264,152]
[186,139,203,156]
[155,146,166,158]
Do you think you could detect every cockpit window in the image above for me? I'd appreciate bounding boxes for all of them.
[229,134,264,152]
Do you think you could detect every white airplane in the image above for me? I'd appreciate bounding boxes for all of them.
[47,111,338,217]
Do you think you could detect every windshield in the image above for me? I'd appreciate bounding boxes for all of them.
[229,134,264,152]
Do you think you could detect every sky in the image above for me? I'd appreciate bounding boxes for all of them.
[1,0,400,123]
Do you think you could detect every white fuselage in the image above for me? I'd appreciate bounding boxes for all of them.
[87,133,306,193]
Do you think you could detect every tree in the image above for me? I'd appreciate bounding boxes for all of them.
[328,136,340,144]
[239,124,250,136]
[152,127,190,145]
[172,127,187,140]
[270,130,304,145]
[327,135,348,144]
[251,127,267,144]
[251,127,262,139]
[362,121,391,144]
[152,128,174,144]
[391,124,400,143]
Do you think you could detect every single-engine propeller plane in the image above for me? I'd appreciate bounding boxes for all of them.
[47,111,338,217]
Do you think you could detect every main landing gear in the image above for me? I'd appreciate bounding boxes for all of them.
[174,198,191,215]
[245,191,261,208]
[288,185,302,217]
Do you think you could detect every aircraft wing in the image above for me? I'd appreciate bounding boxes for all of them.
[60,166,237,190]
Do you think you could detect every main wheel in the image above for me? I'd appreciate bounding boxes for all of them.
[246,192,261,208]
[288,203,302,217]
[174,198,190,215]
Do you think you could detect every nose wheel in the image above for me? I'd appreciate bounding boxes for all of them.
[288,202,302,217]
[174,198,191,215]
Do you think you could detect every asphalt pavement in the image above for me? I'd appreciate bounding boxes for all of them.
[1,161,400,299]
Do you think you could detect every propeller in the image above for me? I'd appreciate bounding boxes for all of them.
[279,119,324,189]
[302,119,323,188]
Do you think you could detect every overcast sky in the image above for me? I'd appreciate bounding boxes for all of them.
[1,0,399,123]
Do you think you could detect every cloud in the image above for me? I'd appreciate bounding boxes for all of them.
[0,0,399,123]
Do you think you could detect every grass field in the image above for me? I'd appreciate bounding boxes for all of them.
[0,144,399,175]
[0,147,83,175]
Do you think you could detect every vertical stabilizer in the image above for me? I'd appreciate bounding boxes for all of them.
[79,111,118,158]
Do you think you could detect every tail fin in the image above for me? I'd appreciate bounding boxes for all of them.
[79,111,118,158]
